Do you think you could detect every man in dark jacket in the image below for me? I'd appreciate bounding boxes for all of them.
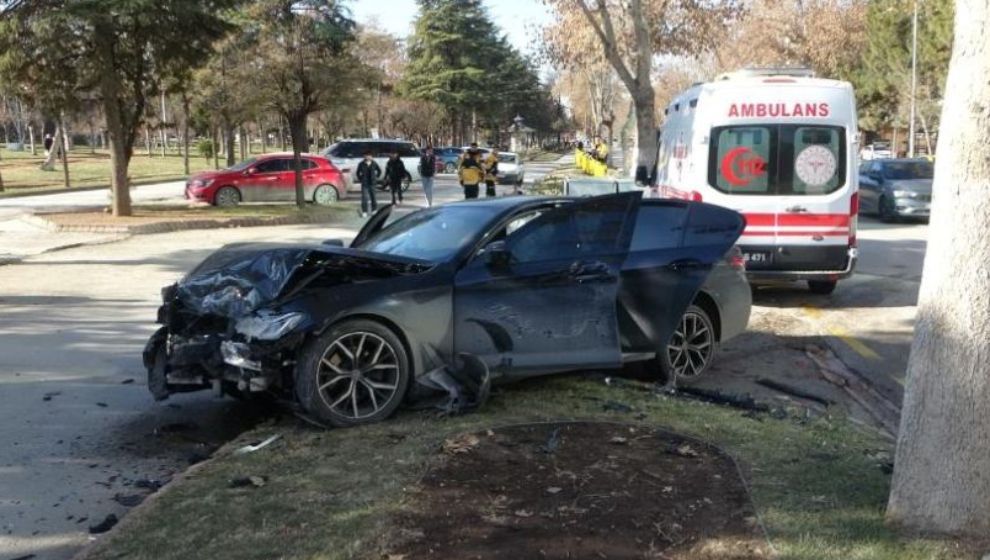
[383,151,412,205]
[355,151,381,217]
[419,145,437,207]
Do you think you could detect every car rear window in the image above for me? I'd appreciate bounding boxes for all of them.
[630,204,687,251]
[708,124,846,196]
[497,154,518,164]
[882,161,934,180]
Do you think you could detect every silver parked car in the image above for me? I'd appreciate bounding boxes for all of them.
[495,151,525,185]
[858,158,933,222]
[323,139,421,192]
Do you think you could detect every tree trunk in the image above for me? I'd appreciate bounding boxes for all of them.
[287,114,308,207]
[182,95,191,176]
[0,149,5,193]
[28,124,36,156]
[160,92,168,158]
[632,87,658,180]
[240,126,247,160]
[144,126,152,158]
[59,114,70,188]
[260,120,267,154]
[277,118,286,151]
[212,127,220,170]
[886,1,990,538]
[40,124,62,171]
[224,122,235,167]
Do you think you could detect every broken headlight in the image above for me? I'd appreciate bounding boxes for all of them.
[234,310,305,342]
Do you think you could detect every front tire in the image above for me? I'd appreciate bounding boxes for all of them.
[879,195,897,223]
[657,305,717,382]
[295,319,410,428]
[213,186,241,207]
[313,184,339,206]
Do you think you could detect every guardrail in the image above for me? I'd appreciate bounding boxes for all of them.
[564,176,641,196]
[574,149,608,177]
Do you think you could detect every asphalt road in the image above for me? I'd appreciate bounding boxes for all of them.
[0,161,566,560]
[751,215,929,406]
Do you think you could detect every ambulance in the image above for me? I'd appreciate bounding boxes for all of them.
[653,68,859,294]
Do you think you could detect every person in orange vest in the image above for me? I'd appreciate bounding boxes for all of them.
[458,148,484,199]
[483,147,500,197]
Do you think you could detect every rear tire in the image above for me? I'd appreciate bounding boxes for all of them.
[444,162,456,173]
[808,280,838,295]
[294,319,410,428]
[656,305,717,383]
[213,186,241,207]
[313,184,339,206]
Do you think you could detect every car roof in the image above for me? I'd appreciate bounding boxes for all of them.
[334,138,416,145]
[256,152,323,159]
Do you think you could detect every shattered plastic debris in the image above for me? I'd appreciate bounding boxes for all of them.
[442,434,480,455]
[88,514,118,534]
[233,434,281,455]
[419,354,491,414]
[540,427,561,454]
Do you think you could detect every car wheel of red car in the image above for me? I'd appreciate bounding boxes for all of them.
[313,184,339,206]
[295,319,411,427]
[657,305,716,382]
[213,186,241,207]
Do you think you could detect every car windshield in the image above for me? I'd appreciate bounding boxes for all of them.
[356,206,500,262]
[497,154,517,163]
[229,158,257,171]
[883,161,934,180]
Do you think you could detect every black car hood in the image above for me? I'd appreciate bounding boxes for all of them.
[175,243,432,318]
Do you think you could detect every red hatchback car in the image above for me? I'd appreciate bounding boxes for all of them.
[185,153,346,207]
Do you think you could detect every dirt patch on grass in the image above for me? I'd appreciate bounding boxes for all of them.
[387,422,769,559]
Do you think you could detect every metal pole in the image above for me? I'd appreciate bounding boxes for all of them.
[909,0,918,158]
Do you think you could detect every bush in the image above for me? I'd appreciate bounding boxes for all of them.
[196,138,215,160]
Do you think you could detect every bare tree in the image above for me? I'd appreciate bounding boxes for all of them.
[886,0,990,537]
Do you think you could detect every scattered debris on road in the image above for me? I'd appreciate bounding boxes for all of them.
[42,391,60,402]
[88,513,119,534]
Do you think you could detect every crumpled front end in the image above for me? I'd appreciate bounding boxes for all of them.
[144,243,430,402]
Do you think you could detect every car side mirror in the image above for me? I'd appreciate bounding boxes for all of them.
[485,240,512,270]
[321,238,345,247]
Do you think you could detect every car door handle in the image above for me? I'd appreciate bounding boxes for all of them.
[785,205,807,213]
[668,259,704,271]
[569,261,613,283]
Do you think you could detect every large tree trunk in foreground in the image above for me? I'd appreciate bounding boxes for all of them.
[40,124,63,171]
[224,122,236,167]
[886,1,990,538]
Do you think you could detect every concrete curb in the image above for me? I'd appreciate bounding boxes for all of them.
[22,210,347,235]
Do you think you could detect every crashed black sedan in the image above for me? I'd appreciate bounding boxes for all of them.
[144,192,751,427]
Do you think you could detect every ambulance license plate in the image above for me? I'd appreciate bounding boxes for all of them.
[743,250,772,266]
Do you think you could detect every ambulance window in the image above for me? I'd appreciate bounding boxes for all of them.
[784,126,844,195]
[710,126,773,194]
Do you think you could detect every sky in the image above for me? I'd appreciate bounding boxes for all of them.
[349,0,553,56]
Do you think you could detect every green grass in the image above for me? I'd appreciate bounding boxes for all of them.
[521,148,568,163]
[81,375,970,560]
[0,146,277,196]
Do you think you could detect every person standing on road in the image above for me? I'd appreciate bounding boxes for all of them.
[355,150,381,218]
[458,148,484,199]
[384,150,411,206]
[419,145,437,207]
[483,147,500,197]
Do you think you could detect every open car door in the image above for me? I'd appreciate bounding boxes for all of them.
[350,204,393,247]
[453,192,641,378]
[617,201,745,354]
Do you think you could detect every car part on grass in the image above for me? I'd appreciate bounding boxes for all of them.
[233,434,282,455]
[675,386,771,413]
[143,193,749,427]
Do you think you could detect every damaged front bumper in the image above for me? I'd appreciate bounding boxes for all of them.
[143,292,308,401]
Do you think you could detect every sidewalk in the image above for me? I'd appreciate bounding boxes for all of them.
[0,216,126,264]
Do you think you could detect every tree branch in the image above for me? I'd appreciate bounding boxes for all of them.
[574,0,636,88]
